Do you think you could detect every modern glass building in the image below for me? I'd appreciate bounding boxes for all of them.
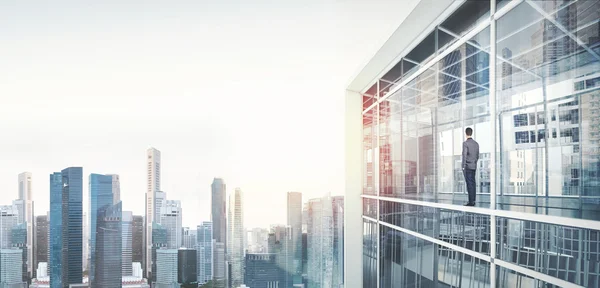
[48,172,63,288]
[35,215,48,279]
[94,201,122,288]
[88,173,114,285]
[345,0,600,287]
[196,221,213,285]
[287,191,303,283]
[177,248,197,285]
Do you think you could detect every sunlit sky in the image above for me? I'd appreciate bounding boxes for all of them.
[0,0,411,229]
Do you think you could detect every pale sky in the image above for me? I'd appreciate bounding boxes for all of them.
[0,0,410,229]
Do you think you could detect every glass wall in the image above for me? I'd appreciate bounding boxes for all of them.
[360,0,600,287]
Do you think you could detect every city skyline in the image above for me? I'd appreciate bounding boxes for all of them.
[0,0,408,230]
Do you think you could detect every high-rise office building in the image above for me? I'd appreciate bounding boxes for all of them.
[151,223,167,285]
[0,204,19,249]
[35,215,48,278]
[307,195,343,288]
[287,191,302,282]
[48,172,63,288]
[160,200,182,249]
[213,242,225,286]
[12,222,28,283]
[94,202,122,288]
[18,172,35,280]
[82,212,88,273]
[346,1,600,287]
[122,211,133,277]
[231,188,244,287]
[267,226,293,288]
[49,167,83,288]
[0,249,24,287]
[196,222,213,285]
[177,248,197,285]
[155,191,166,224]
[145,147,161,278]
[88,173,116,285]
[132,215,144,264]
[183,228,196,249]
[156,249,178,288]
[244,253,284,288]
[211,178,227,286]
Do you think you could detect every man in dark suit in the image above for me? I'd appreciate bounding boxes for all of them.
[462,127,479,206]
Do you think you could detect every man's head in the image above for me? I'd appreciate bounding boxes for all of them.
[465,127,473,138]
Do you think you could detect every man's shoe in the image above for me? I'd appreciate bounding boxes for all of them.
[464,202,475,207]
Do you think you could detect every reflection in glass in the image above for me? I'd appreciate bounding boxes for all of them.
[496,217,600,287]
[363,220,377,287]
[380,226,490,288]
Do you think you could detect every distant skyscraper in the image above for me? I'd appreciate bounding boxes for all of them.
[49,167,83,288]
[94,202,122,288]
[248,228,268,253]
[82,212,88,273]
[49,172,63,288]
[196,222,213,285]
[244,253,285,287]
[18,172,35,280]
[151,223,168,285]
[122,211,133,277]
[89,173,115,285]
[156,249,178,287]
[160,200,182,249]
[307,195,344,288]
[213,242,226,286]
[110,174,121,204]
[35,215,48,278]
[267,225,293,288]
[183,228,197,249]
[0,205,19,249]
[211,178,227,286]
[12,222,28,283]
[155,191,166,224]
[132,215,144,264]
[145,147,161,278]
[0,249,24,287]
[178,248,197,285]
[287,192,302,281]
[231,188,244,287]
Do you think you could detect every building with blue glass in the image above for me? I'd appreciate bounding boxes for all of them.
[88,173,114,285]
[95,201,122,288]
[346,0,600,287]
[196,221,213,285]
[49,168,83,288]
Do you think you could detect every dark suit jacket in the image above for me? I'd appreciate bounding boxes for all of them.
[462,138,479,170]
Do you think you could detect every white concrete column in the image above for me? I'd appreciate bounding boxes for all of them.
[344,89,363,286]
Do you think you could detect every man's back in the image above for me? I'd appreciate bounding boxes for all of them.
[462,138,479,170]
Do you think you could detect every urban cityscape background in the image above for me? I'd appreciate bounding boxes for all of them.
[0,147,344,287]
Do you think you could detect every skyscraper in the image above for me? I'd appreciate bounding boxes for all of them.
[160,200,182,249]
[331,196,344,287]
[177,248,197,286]
[306,196,339,288]
[94,201,122,288]
[0,249,24,287]
[287,191,302,282]
[231,188,244,287]
[156,249,178,288]
[18,172,35,280]
[145,147,161,278]
[49,167,83,288]
[88,173,115,285]
[35,215,48,278]
[244,253,285,288]
[196,222,213,285]
[0,205,19,249]
[82,212,88,273]
[132,215,144,264]
[151,223,167,285]
[213,242,225,287]
[11,222,28,283]
[48,172,63,288]
[122,211,133,277]
[211,178,226,286]
[183,228,197,249]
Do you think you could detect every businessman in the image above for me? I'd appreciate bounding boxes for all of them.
[462,127,479,206]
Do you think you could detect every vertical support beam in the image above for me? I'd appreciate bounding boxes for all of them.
[345,89,363,286]
[375,81,381,288]
[489,0,498,287]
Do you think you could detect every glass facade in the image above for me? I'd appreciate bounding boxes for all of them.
[359,0,600,287]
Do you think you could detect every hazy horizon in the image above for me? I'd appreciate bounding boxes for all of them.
[0,0,413,228]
